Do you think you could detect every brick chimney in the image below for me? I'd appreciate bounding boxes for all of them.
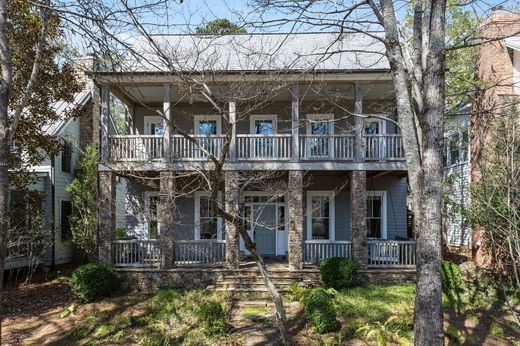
[73,55,98,90]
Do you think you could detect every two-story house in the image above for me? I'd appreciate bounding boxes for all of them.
[93,32,416,287]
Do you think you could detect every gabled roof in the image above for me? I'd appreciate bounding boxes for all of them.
[125,32,389,73]
[43,90,91,136]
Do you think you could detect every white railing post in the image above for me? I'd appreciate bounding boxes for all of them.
[291,83,300,163]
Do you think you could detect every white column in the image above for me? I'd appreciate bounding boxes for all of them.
[291,83,300,162]
[163,83,172,162]
[354,83,364,163]
[100,84,110,161]
[229,100,237,162]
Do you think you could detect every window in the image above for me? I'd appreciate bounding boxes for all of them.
[250,115,277,158]
[366,191,386,239]
[306,114,333,158]
[61,201,73,241]
[443,129,469,167]
[194,115,221,158]
[307,191,335,240]
[145,193,160,239]
[61,141,72,173]
[195,193,222,240]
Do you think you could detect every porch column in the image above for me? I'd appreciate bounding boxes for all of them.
[163,83,172,162]
[288,170,304,270]
[354,83,364,163]
[291,83,300,162]
[229,101,237,162]
[350,170,368,268]
[225,171,240,269]
[160,171,176,268]
[98,171,116,264]
[100,84,110,162]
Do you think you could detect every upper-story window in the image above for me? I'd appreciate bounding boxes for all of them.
[61,141,72,173]
[306,114,333,158]
[443,130,468,167]
[195,115,221,135]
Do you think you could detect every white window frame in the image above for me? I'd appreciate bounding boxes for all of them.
[363,116,387,135]
[144,191,160,239]
[249,114,277,134]
[306,114,334,135]
[144,116,165,136]
[306,191,335,241]
[366,190,387,240]
[194,191,223,240]
[194,115,221,135]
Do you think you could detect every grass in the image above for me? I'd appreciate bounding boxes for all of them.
[240,306,269,316]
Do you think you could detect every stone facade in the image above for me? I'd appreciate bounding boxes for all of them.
[98,171,116,263]
[350,171,368,268]
[288,171,304,270]
[160,171,176,268]
[225,171,240,269]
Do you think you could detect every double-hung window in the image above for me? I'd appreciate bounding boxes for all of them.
[195,193,222,240]
[443,129,469,167]
[145,192,160,239]
[194,115,221,158]
[307,191,335,240]
[62,141,72,173]
[366,191,386,239]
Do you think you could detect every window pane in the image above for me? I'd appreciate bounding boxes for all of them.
[372,197,381,217]
[255,120,273,134]
[367,218,381,238]
[310,121,330,135]
[312,196,329,217]
[311,217,329,239]
[199,120,217,135]
[200,218,217,239]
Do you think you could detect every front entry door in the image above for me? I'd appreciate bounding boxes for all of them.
[253,205,276,256]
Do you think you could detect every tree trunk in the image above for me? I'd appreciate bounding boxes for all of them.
[0,143,10,344]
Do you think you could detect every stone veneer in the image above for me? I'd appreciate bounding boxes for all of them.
[350,171,368,268]
[160,172,176,268]
[98,171,116,263]
[288,171,304,270]
[225,171,240,270]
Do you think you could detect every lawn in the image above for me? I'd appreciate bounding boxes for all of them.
[2,266,519,345]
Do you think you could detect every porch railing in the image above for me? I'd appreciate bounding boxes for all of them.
[113,239,162,267]
[364,134,404,161]
[108,135,164,161]
[300,134,356,160]
[171,135,226,160]
[237,134,292,160]
[368,240,416,268]
[175,240,226,266]
[303,240,353,264]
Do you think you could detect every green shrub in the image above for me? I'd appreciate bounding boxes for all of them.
[305,288,337,333]
[196,299,227,335]
[441,261,464,311]
[286,282,312,303]
[320,257,357,290]
[69,263,120,302]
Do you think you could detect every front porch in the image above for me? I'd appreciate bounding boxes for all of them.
[111,238,416,270]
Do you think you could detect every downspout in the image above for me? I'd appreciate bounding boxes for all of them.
[50,156,56,269]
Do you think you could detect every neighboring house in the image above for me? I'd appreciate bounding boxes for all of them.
[5,57,124,270]
[443,108,471,247]
[6,90,92,269]
[470,12,520,260]
[91,31,416,283]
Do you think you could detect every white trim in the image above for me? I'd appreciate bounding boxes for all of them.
[144,116,165,135]
[144,191,160,238]
[367,190,387,240]
[250,114,277,134]
[194,115,222,135]
[194,191,223,240]
[306,114,334,135]
[306,190,335,241]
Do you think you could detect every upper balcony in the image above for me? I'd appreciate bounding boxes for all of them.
[97,79,406,171]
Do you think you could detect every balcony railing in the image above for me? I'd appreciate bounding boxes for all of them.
[300,134,356,160]
[175,240,226,266]
[107,134,404,163]
[303,240,353,264]
[237,134,292,160]
[113,239,162,267]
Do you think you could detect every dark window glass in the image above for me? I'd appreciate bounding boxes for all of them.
[311,195,330,239]
[199,196,217,239]
[366,195,383,239]
[61,201,72,241]
[61,142,72,173]
[149,195,159,239]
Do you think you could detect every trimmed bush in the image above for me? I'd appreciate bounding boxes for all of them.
[320,257,357,289]
[69,263,120,302]
[196,299,227,335]
[305,288,337,333]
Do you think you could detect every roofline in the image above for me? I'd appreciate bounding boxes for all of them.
[143,30,386,37]
[51,91,92,136]
[89,68,391,76]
